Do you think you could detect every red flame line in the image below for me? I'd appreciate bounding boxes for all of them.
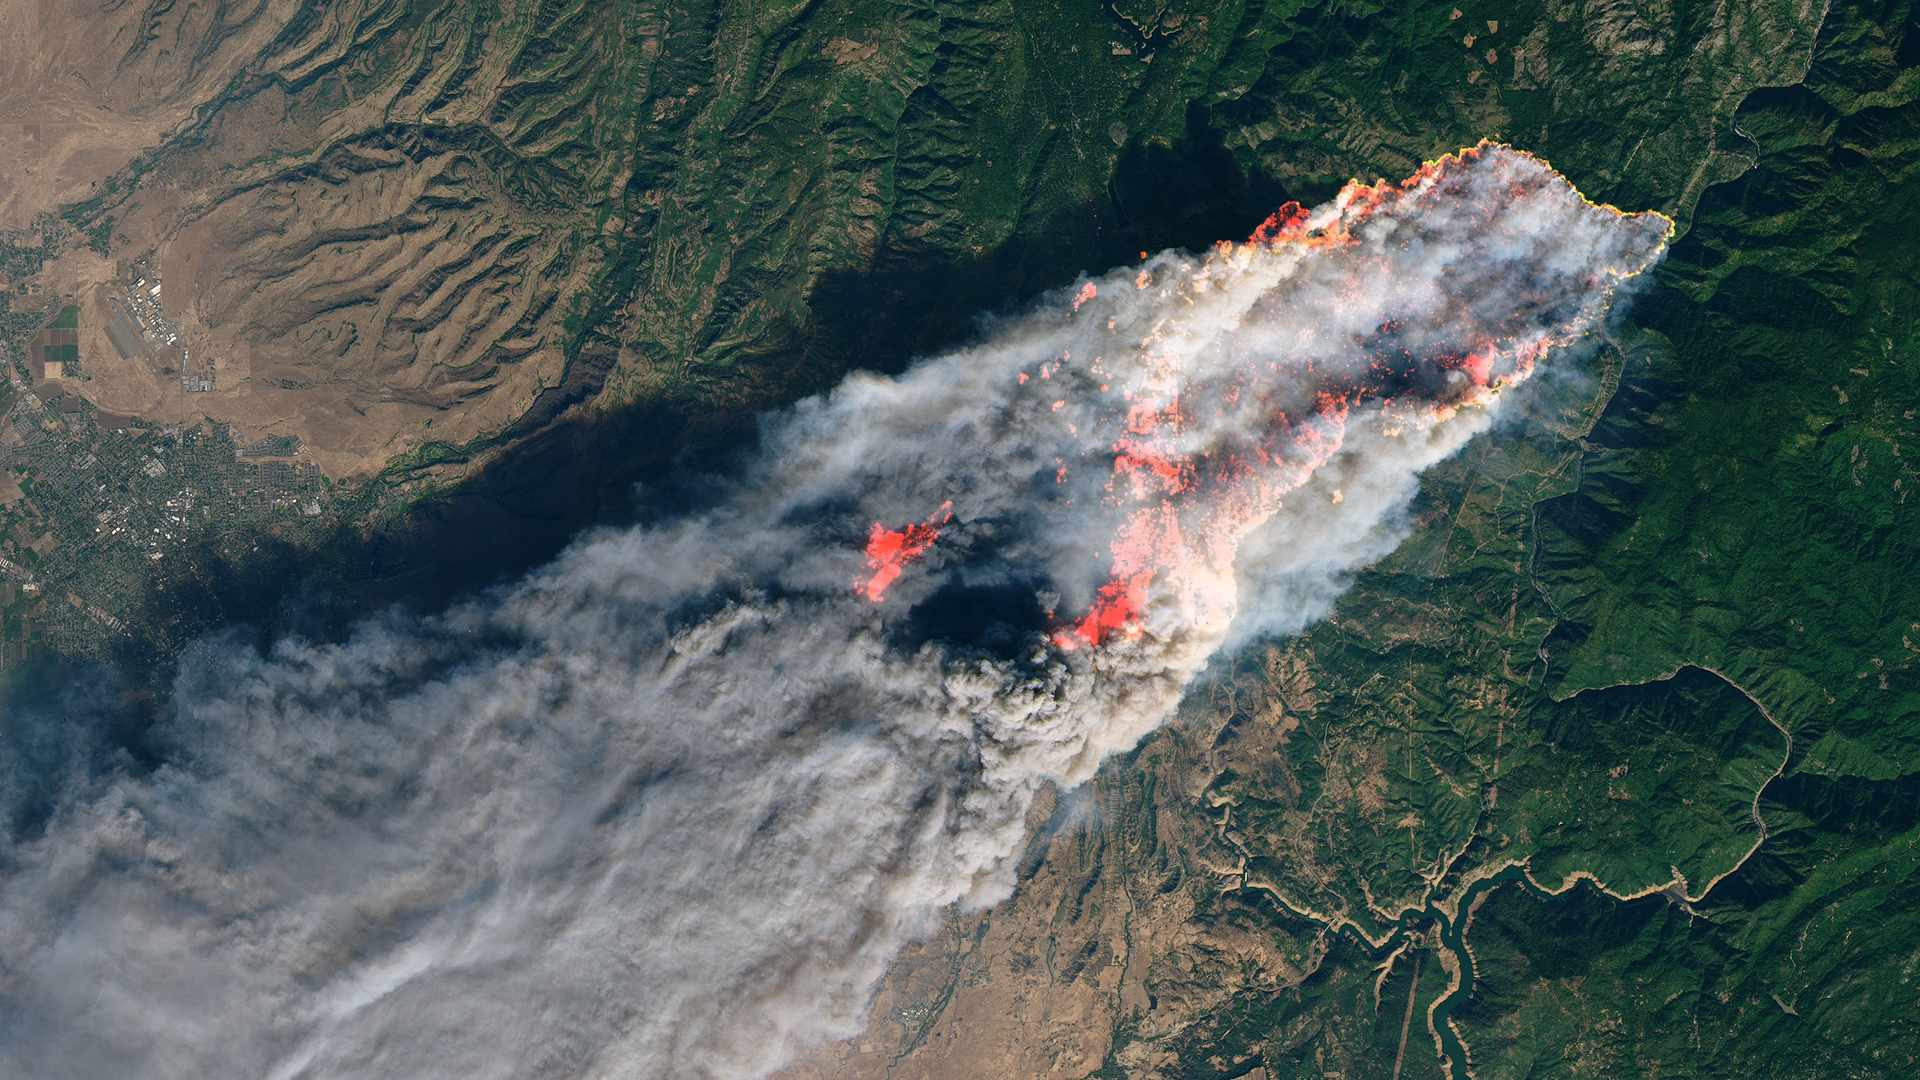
[858,502,954,602]
[1250,201,1307,243]
[1047,143,1670,650]
[855,142,1668,649]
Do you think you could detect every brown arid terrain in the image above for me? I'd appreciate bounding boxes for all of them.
[1,0,1826,486]
[0,1,298,231]
[8,3,1916,1077]
[779,649,1339,1080]
[6,0,626,477]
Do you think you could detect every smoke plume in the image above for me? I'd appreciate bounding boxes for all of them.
[0,144,1666,1079]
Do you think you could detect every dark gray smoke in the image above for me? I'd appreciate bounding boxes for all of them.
[0,145,1666,1079]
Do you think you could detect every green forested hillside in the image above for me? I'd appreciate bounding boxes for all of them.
[15,2,1920,1077]
[1128,3,1920,1077]
[786,4,1920,1079]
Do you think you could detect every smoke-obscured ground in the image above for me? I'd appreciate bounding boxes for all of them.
[0,146,1666,1079]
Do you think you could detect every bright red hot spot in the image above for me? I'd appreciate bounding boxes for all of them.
[1045,142,1667,650]
[852,143,1669,654]
[859,502,954,601]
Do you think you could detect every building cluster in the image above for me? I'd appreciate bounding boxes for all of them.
[123,275,186,354]
[98,270,220,392]
[0,373,327,664]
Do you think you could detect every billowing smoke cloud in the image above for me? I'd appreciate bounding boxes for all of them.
[0,145,1666,1079]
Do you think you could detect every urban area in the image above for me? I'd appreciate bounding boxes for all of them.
[0,225,329,667]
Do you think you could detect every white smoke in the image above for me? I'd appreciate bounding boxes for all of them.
[0,146,1665,1079]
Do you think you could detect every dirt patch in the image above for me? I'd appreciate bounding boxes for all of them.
[159,225,206,319]
[0,1,294,229]
[824,37,879,64]
[58,268,173,418]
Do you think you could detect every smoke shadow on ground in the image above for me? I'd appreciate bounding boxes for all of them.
[0,657,148,838]
[91,105,1302,724]
[891,575,1055,658]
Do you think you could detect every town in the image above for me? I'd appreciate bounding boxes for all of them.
[1,282,325,666]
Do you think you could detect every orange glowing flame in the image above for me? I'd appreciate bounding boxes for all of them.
[1249,201,1307,243]
[1047,142,1669,649]
[852,142,1669,652]
[1052,399,1350,651]
[859,502,954,601]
